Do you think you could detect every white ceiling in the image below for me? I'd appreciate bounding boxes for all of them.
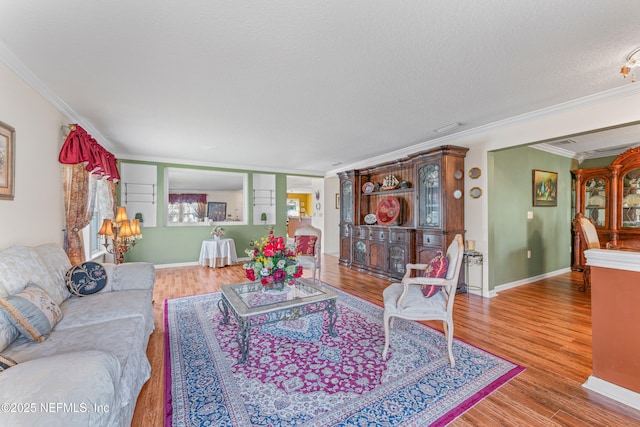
[1,1,640,175]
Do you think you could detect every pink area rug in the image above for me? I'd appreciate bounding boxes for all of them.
[165,284,524,426]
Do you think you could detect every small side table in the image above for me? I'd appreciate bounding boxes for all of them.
[199,238,238,268]
[463,251,483,296]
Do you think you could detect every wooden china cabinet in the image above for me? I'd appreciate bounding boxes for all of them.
[338,145,468,280]
[572,147,640,271]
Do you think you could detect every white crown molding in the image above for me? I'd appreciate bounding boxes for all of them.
[0,40,115,151]
[327,84,640,176]
[529,143,578,159]
[118,153,324,177]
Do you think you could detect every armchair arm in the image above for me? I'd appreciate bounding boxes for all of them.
[397,276,448,308]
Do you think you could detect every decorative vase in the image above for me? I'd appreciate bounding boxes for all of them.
[213,235,220,240]
[262,281,287,293]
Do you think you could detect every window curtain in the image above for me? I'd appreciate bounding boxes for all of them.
[59,124,119,264]
[62,164,97,265]
[194,201,206,220]
[168,193,207,204]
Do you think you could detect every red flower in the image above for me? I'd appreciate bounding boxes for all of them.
[275,236,285,251]
[261,277,269,285]
[246,269,255,281]
[263,245,276,257]
[293,266,303,278]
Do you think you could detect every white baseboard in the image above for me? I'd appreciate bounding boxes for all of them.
[490,267,572,297]
[155,261,200,269]
[583,375,640,411]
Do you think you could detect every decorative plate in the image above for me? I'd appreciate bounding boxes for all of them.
[364,213,377,225]
[362,182,375,194]
[376,197,401,226]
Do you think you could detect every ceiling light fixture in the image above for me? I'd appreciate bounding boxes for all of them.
[620,46,640,83]
[434,122,462,134]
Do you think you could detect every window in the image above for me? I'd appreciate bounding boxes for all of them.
[168,200,204,223]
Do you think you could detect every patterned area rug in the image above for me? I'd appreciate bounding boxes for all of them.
[165,285,524,426]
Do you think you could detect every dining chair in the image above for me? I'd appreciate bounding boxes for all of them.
[574,214,615,291]
[382,234,464,367]
[293,225,322,283]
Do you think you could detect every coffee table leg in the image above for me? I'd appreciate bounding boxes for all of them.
[327,299,338,337]
[237,318,250,363]
[218,298,230,325]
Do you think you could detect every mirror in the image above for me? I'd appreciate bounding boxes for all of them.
[469,167,481,179]
[470,187,483,198]
[165,167,248,226]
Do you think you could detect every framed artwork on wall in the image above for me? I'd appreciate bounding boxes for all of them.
[532,169,558,207]
[207,202,227,221]
[0,121,15,200]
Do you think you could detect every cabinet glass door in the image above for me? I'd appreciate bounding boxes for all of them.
[341,181,353,224]
[584,177,607,227]
[622,168,640,228]
[418,164,441,227]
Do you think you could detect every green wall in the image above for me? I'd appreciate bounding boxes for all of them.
[488,147,573,289]
[120,160,319,265]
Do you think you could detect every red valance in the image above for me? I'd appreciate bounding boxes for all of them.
[169,193,207,204]
[58,124,120,182]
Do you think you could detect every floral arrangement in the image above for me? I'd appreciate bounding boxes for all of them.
[244,229,302,289]
[211,225,224,238]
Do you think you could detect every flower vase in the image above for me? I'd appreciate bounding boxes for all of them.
[262,282,288,294]
[213,235,220,241]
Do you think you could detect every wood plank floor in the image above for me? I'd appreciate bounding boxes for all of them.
[131,255,640,426]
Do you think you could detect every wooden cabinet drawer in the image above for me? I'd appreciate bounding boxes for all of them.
[369,227,389,241]
[390,229,410,242]
[353,226,367,239]
[418,233,442,246]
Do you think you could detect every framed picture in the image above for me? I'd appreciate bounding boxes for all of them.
[207,202,227,221]
[0,121,15,200]
[532,170,558,207]
[335,193,340,209]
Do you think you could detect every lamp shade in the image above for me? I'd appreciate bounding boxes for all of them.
[115,206,129,223]
[98,219,114,236]
[131,219,142,237]
[119,220,133,238]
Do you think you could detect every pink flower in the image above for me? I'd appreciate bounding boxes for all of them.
[294,266,303,278]
[273,269,286,283]
[246,269,255,281]
[263,245,276,257]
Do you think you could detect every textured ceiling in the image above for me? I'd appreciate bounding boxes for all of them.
[1,0,640,174]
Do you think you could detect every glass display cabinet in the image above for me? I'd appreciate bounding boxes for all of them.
[572,147,640,271]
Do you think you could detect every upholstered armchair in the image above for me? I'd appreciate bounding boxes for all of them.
[293,225,322,283]
[382,234,464,367]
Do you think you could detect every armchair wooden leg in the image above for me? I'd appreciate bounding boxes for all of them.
[382,313,392,360]
[444,320,455,368]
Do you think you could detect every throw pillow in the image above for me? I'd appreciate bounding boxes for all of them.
[0,354,17,372]
[422,252,448,298]
[295,235,317,256]
[0,310,19,352]
[0,284,63,343]
[65,262,108,296]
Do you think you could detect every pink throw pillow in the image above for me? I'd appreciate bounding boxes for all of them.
[421,252,448,298]
[295,235,317,256]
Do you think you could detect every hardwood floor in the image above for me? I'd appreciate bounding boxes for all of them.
[131,255,640,426]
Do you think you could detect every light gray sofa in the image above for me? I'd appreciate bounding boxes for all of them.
[0,243,155,427]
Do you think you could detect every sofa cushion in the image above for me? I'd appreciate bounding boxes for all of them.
[0,284,63,343]
[0,350,120,426]
[56,290,152,331]
[0,310,19,352]
[33,243,72,303]
[0,354,17,371]
[0,245,69,306]
[2,316,151,410]
[65,262,108,296]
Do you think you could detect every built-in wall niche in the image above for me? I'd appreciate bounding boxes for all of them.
[164,167,248,226]
[253,173,276,225]
[120,163,158,227]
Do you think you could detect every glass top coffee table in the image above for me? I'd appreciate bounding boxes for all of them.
[218,278,338,363]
